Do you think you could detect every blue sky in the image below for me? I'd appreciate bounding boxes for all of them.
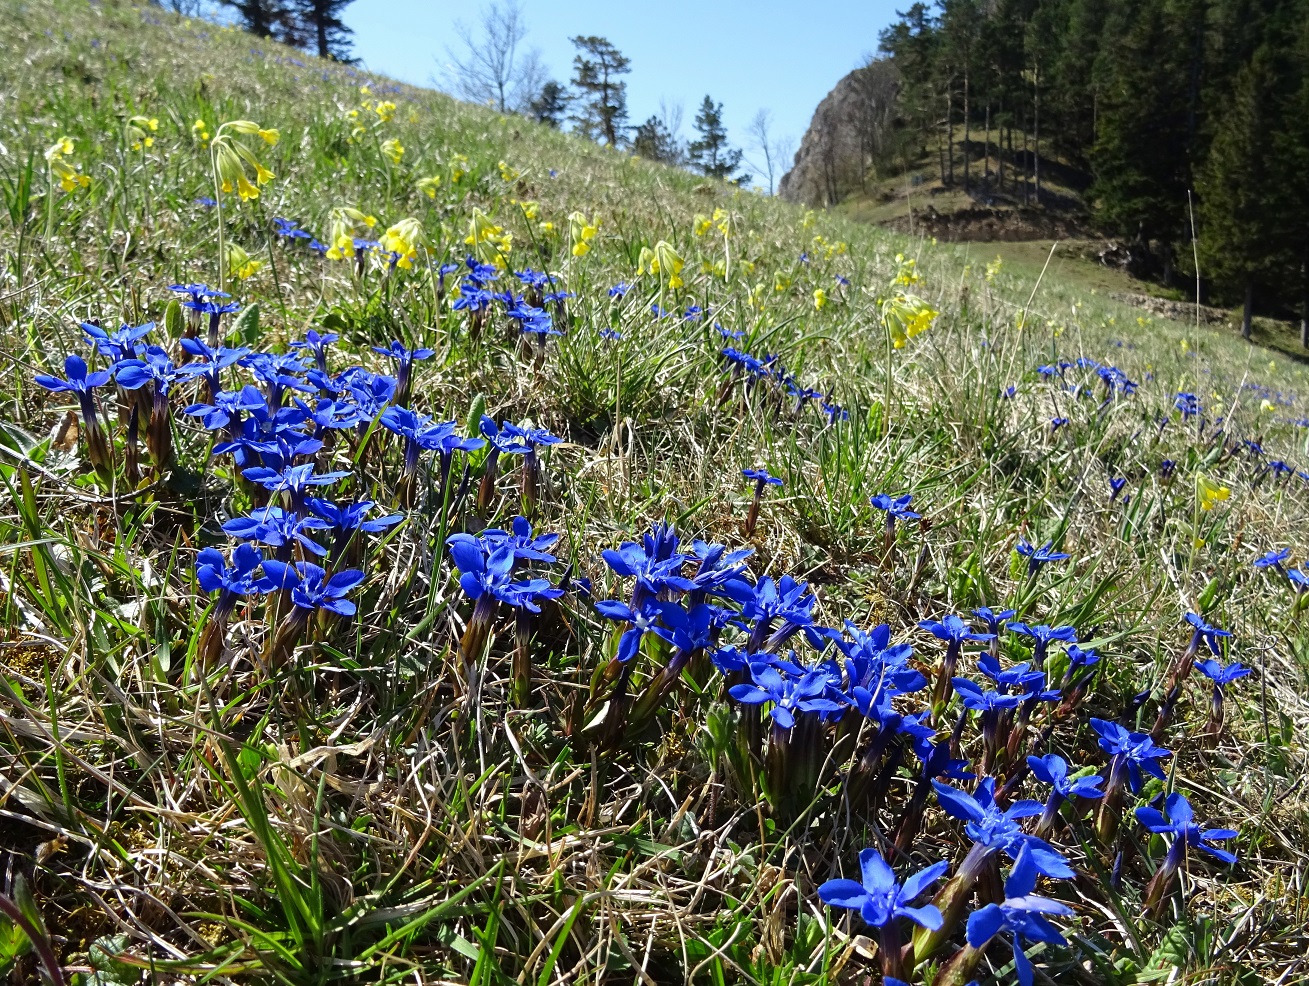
[344,0,902,180]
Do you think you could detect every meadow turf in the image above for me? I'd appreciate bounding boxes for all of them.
[1,1,1308,983]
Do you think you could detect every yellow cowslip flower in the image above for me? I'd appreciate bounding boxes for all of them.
[712,207,730,235]
[654,240,684,289]
[325,206,377,260]
[985,257,1003,282]
[379,217,426,269]
[1268,360,1277,374]
[44,136,90,192]
[693,214,712,237]
[515,199,539,221]
[882,294,939,349]
[449,154,469,183]
[258,128,279,146]
[741,260,756,275]
[1197,473,1230,512]
[801,210,815,229]
[774,271,792,293]
[374,101,396,122]
[360,85,372,96]
[126,115,158,151]
[498,160,520,182]
[191,118,210,146]
[1180,338,1191,354]
[539,221,555,234]
[814,288,827,310]
[1261,399,1276,414]
[568,211,600,257]
[416,175,442,199]
[226,243,261,280]
[381,138,404,165]
[210,120,277,201]
[465,207,512,264]
[892,253,921,287]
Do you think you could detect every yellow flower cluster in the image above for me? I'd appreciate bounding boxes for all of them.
[211,120,278,201]
[126,115,158,151]
[814,288,827,310]
[379,217,426,269]
[191,118,210,147]
[325,206,377,260]
[416,175,442,199]
[985,256,1003,282]
[1197,474,1231,512]
[498,160,520,182]
[892,253,921,287]
[568,211,600,257]
[381,138,404,165]
[812,233,846,260]
[226,242,262,280]
[44,136,90,192]
[465,208,512,266]
[694,208,732,237]
[881,293,939,349]
[637,241,685,289]
[449,154,470,184]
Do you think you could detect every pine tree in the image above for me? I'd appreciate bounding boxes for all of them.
[688,96,745,181]
[632,115,682,165]
[1197,45,1283,338]
[291,0,355,61]
[219,0,292,40]
[529,81,569,128]
[568,36,630,146]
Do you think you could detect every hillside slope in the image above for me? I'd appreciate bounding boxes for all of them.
[0,2,1307,984]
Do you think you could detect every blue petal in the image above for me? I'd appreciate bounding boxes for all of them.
[816,879,867,909]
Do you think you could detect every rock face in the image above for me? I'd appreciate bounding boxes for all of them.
[778,60,898,207]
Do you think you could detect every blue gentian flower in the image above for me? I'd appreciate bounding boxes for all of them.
[593,596,665,663]
[222,505,330,559]
[729,664,843,730]
[1028,753,1103,835]
[1090,717,1171,795]
[372,340,435,402]
[818,848,947,932]
[195,543,265,605]
[933,777,1073,879]
[288,329,340,374]
[965,844,1072,986]
[272,217,313,240]
[1135,792,1237,866]
[185,385,268,432]
[870,493,920,521]
[241,462,350,509]
[1184,612,1231,658]
[973,607,1016,636]
[481,516,559,564]
[607,282,630,298]
[82,320,153,362]
[260,560,365,616]
[1015,540,1070,576]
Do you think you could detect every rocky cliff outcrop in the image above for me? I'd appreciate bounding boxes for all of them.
[778,60,898,207]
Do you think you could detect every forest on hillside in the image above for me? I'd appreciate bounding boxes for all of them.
[873,0,1309,332]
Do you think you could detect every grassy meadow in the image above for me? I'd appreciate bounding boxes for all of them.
[1,1,1308,983]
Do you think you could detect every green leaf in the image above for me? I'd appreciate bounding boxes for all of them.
[163,298,183,340]
[233,302,260,345]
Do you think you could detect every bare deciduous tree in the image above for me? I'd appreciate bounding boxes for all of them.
[745,109,795,196]
[443,1,547,115]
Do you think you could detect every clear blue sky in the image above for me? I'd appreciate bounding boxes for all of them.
[344,0,902,180]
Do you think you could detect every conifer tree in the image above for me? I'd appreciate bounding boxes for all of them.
[569,36,630,146]
[688,96,745,181]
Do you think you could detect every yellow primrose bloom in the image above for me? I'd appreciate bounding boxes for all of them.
[466,207,512,263]
[45,136,90,192]
[693,214,712,237]
[191,119,210,145]
[374,101,396,122]
[1196,473,1230,512]
[985,257,1003,282]
[801,210,815,229]
[449,154,469,183]
[236,175,259,201]
[653,240,684,289]
[210,120,276,201]
[498,160,520,182]
[226,243,261,280]
[416,175,442,199]
[814,288,827,310]
[882,294,939,349]
[258,128,279,146]
[568,211,600,257]
[381,138,404,164]
[516,199,539,221]
[379,217,426,269]
[892,253,921,287]
[127,115,158,151]
[1261,399,1276,414]
[712,207,730,235]
[774,271,792,292]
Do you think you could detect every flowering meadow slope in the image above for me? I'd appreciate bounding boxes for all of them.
[1,1,1308,983]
